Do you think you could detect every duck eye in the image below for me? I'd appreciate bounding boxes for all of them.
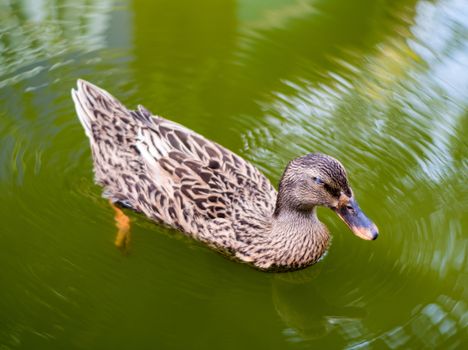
[313,177,324,185]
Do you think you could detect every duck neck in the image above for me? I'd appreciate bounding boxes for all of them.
[265,207,330,270]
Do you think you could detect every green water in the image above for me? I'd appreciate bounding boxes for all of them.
[1,0,467,348]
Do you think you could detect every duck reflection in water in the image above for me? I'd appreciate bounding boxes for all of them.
[272,268,365,340]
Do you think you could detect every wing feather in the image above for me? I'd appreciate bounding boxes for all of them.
[72,80,277,253]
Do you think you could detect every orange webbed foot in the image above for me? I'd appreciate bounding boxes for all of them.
[110,201,131,253]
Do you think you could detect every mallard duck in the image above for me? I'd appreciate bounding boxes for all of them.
[71,79,378,272]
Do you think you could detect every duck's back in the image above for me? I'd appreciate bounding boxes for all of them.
[72,80,276,252]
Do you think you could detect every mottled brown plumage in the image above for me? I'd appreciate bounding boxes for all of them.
[72,79,378,272]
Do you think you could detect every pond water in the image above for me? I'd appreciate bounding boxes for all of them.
[0,0,467,349]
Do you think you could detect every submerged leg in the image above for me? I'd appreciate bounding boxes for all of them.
[109,200,131,251]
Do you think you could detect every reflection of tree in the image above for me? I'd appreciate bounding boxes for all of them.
[233,0,418,101]
[131,0,239,145]
[130,0,419,137]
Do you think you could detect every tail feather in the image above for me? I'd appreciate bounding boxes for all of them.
[71,79,128,138]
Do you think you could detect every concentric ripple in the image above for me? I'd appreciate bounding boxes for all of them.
[0,0,467,349]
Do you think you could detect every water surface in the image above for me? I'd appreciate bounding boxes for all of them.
[0,0,467,349]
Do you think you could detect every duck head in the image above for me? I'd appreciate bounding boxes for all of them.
[275,153,378,240]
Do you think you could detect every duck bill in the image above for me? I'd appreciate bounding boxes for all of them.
[333,198,379,240]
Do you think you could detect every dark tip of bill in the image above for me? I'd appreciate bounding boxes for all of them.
[371,227,379,240]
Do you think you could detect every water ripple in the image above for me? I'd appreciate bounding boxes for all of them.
[0,0,466,349]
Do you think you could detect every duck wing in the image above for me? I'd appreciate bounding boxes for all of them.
[71,80,276,249]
